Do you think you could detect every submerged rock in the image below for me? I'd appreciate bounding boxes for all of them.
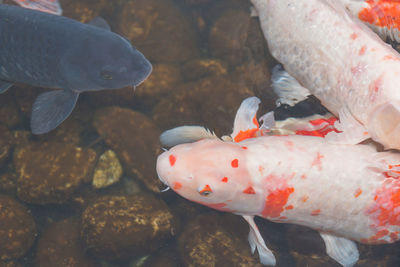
[14,142,97,204]
[178,212,263,266]
[152,75,253,135]
[92,150,122,189]
[181,59,228,82]
[93,107,162,192]
[35,218,97,267]
[81,194,178,261]
[0,195,36,261]
[118,0,200,63]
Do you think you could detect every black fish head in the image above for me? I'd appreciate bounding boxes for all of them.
[60,31,152,91]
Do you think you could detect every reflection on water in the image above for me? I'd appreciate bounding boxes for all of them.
[1,0,400,266]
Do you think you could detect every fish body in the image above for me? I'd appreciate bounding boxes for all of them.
[158,135,400,244]
[0,5,152,134]
[157,96,400,266]
[250,0,400,149]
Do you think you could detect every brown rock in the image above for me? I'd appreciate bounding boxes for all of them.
[118,0,200,63]
[181,59,228,81]
[35,218,97,267]
[178,212,263,266]
[14,142,97,204]
[81,194,178,261]
[152,75,253,135]
[0,260,22,267]
[92,150,123,189]
[61,0,110,23]
[0,91,21,129]
[0,124,13,166]
[93,107,162,192]
[0,172,17,195]
[0,195,36,261]
[208,9,253,67]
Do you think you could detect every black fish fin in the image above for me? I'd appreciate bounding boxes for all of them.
[0,80,14,93]
[87,17,111,31]
[31,89,79,134]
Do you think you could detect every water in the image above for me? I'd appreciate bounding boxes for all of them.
[1,0,400,266]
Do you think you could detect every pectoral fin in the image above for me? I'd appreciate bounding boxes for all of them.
[231,96,264,142]
[325,106,370,144]
[160,126,218,147]
[31,89,79,134]
[319,232,359,267]
[271,65,310,107]
[0,80,13,93]
[242,215,276,266]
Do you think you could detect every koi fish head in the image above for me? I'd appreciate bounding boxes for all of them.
[157,138,263,215]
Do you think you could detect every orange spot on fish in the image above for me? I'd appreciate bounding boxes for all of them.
[199,184,212,194]
[354,188,363,198]
[169,155,176,166]
[173,182,182,190]
[262,187,295,218]
[301,174,307,179]
[311,209,321,216]
[285,205,294,210]
[234,128,259,142]
[231,159,239,168]
[383,55,399,61]
[241,146,248,149]
[243,186,256,194]
[311,152,324,170]
[221,177,228,183]
[350,32,358,40]
[301,195,309,203]
[285,140,294,150]
[278,216,288,220]
[359,45,367,55]
[258,165,265,174]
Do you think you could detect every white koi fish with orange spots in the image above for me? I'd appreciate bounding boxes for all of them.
[157,96,400,267]
[250,0,400,150]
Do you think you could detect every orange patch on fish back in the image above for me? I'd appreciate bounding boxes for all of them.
[358,0,400,34]
[285,205,294,210]
[231,159,239,168]
[350,32,358,40]
[311,209,321,216]
[243,186,256,194]
[366,180,400,229]
[241,146,248,149]
[221,177,228,183]
[169,154,176,166]
[354,188,363,198]
[359,45,367,55]
[262,187,295,218]
[173,182,182,190]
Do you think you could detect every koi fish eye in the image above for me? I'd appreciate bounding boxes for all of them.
[199,185,212,196]
[100,70,113,80]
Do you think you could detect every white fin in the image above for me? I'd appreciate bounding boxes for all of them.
[259,111,275,131]
[160,126,218,147]
[231,96,262,142]
[320,232,359,267]
[271,65,310,107]
[325,107,370,144]
[369,151,400,178]
[242,215,276,266]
